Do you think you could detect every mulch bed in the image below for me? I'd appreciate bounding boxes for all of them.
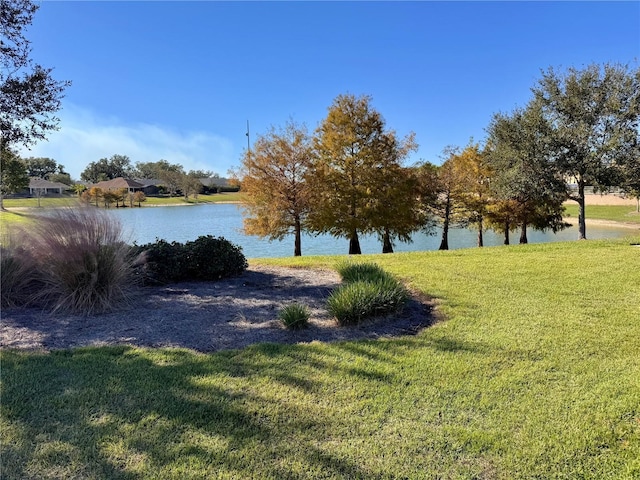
[0,265,435,353]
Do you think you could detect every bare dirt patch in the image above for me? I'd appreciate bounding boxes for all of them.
[583,193,638,206]
[0,266,435,353]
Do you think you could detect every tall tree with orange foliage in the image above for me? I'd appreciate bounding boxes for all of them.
[236,120,313,256]
[309,94,418,254]
[452,141,492,247]
[417,146,483,251]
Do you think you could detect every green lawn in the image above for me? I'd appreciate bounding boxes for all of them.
[2,238,639,479]
[143,192,245,205]
[1,196,82,209]
[1,192,244,210]
[564,203,640,224]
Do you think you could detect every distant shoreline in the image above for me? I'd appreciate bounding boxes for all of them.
[1,200,243,211]
[566,218,640,230]
[3,203,639,231]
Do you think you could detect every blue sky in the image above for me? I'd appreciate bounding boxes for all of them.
[20,1,640,180]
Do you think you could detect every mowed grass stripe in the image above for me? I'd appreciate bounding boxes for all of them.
[563,203,640,224]
[2,237,639,479]
[0,192,245,210]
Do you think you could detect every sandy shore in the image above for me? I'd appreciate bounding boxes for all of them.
[582,193,638,206]
[563,194,640,230]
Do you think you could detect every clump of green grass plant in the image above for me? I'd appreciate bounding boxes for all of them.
[328,261,408,325]
[279,303,310,329]
[334,259,390,283]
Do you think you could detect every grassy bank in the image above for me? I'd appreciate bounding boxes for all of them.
[143,192,245,205]
[1,196,82,209]
[2,238,639,478]
[563,203,640,224]
[0,193,246,232]
[1,192,244,210]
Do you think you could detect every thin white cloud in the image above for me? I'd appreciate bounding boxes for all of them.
[18,104,237,180]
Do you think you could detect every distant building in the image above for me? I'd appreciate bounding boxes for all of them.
[91,177,144,193]
[84,176,236,196]
[199,176,230,188]
[133,178,163,195]
[28,177,70,196]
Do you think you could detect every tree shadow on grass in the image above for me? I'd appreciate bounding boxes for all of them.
[1,346,381,479]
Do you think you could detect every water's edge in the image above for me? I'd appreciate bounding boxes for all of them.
[108,204,636,258]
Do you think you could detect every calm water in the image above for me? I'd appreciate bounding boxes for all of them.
[109,203,635,258]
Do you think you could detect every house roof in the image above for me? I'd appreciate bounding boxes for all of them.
[29,177,70,190]
[199,177,230,187]
[133,178,163,187]
[91,177,144,190]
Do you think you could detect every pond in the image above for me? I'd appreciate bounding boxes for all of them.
[109,203,635,258]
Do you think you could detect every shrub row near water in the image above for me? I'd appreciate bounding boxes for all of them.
[1,208,248,314]
[132,235,247,285]
[327,261,409,325]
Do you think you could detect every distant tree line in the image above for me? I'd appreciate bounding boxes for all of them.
[235,63,640,256]
[78,155,230,200]
[0,151,231,208]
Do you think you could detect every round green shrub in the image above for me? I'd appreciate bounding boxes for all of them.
[184,235,248,281]
[134,235,247,284]
[132,239,185,284]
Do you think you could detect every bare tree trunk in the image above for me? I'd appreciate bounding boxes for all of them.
[0,137,4,211]
[348,186,362,254]
[577,180,587,240]
[0,138,6,210]
[349,229,362,255]
[294,217,302,257]
[519,222,528,244]
[382,228,393,253]
[477,218,484,247]
[504,221,510,245]
[439,196,451,250]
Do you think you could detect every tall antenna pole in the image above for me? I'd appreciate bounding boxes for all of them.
[246,120,250,152]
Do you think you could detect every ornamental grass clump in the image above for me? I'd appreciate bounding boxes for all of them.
[279,303,310,330]
[328,262,408,326]
[17,207,136,314]
[0,242,40,308]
